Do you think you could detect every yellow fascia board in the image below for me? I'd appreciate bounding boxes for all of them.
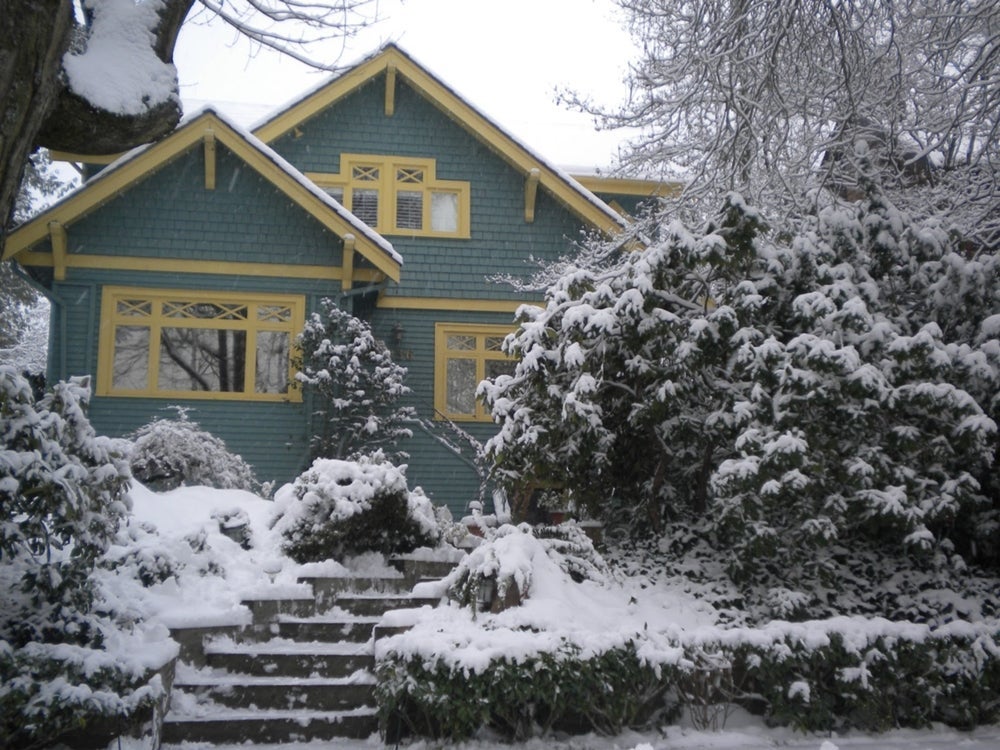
[13,250,385,283]
[253,46,628,237]
[572,175,683,198]
[48,150,123,165]
[377,296,540,313]
[6,112,400,283]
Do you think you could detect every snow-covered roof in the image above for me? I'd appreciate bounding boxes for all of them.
[4,109,401,277]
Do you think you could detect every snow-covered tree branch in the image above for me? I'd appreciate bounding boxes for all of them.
[577,0,1000,247]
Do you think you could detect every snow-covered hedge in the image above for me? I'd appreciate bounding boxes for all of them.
[271,454,439,562]
[128,409,259,492]
[376,618,1000,741]
[377,639,673,741]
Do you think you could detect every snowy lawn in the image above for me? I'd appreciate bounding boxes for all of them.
[117,483,999,749]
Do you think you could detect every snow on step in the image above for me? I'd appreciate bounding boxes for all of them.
[204,635,371,655]
[162,705,379,743]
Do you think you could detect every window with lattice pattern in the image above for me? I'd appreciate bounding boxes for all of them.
[308,154,469,237]
[98,287,304,402]
[435,323,515,421]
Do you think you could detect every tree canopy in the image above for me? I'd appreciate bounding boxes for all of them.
[576,0,1000,248]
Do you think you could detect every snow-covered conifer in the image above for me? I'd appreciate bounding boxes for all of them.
[296,299,414,460]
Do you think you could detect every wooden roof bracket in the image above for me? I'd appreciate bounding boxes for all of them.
[49,221,67,281]
[204,129,217,190]
[341,233,356,291]
[385,64,397,117]
[524,168,541,223]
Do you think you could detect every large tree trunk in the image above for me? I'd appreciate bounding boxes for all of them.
[0,0,73,244]
[0,0,194,255]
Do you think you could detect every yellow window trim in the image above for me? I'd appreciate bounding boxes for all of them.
[97,286,304,403]
[306,153,470,238]
[434,322,515,422]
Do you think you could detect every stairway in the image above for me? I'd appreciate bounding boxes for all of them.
[161,557,457,745]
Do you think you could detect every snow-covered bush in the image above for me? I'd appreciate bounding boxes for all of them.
[128,408,258,492]
[483,169,999,612]
[0,368,171,748]
[448,523,609,612]
[272,454,439,562]
[296,299,414,460]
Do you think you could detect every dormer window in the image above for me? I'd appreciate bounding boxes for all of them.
[309,155,470,238]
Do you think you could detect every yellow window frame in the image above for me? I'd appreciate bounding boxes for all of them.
[97,286,304,402]
[434,322,515,422]
[307,154,470,238]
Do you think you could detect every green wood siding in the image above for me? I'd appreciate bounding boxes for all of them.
[66,144,345,267]
[273,75,585,299]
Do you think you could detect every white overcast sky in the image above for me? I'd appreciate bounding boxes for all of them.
[173,0,639,170]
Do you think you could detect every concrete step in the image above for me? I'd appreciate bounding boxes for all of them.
[203,637,373,678]
[391,556,462,582]
[299,575,410,609]
[173,671,376,711]
[242,595,317,623]
[274,612,381,643]
[334,594,442,617]
[162,706,378,743]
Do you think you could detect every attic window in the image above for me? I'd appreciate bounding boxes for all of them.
[307,154,470,238]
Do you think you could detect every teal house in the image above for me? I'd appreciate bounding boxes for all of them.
[5,45,667,515]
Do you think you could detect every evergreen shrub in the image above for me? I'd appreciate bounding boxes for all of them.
[272,454,439,562]
[128,408,258,492]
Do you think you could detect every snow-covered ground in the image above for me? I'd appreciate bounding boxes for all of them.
[118,483,998,750]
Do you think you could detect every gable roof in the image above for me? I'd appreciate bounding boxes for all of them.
[253,44,630,238]
[4,109,401,281]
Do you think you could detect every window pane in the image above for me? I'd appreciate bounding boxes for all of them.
[158,327,247,392]
[431,192,459,233]
[485,358,516,381]
[352,188,379,226]
[324,186,344,204]
[255,331,289,394]
[446,358,477,414]
[396,190,423,230]
[446,334,475,351]
[485,336,506,352]
[112,326,150,390]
